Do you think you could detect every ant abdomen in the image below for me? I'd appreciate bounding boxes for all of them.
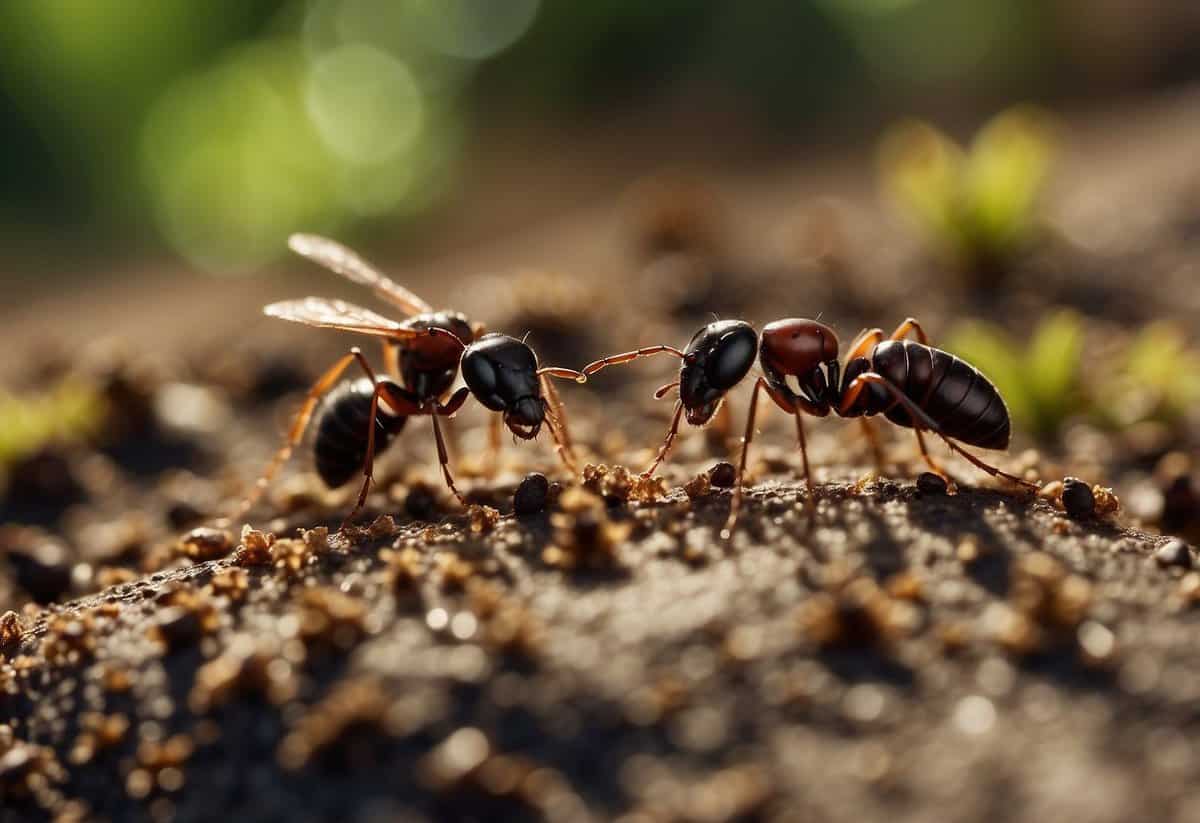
[847,340,1011,450]
[313,378,407,488]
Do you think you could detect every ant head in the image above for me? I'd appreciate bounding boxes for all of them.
[760,319,841,408]
[461,333,545,438]
[679,319,757,424]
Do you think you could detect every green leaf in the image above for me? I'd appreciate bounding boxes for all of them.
[1025,309,1083,432]
[1121,322,1200,420]
[961,106,1056,253]
[878,119,966,258]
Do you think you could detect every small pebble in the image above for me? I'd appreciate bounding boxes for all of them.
[708,462,737,488]
[513,473,550,515]
[917,472,948,495]
[1061,477,1095,519]
[1155,539,1193,569]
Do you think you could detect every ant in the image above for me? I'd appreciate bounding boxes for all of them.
[583,316,1038,537]
[239,234,585,527]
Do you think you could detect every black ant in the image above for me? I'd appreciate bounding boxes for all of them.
[239,234,585,526]
[583,317,1038,537]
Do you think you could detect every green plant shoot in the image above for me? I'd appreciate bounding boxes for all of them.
[879,106,1057,268]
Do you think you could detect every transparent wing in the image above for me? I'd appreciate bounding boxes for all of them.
[288,233,433,316]
[263,297,409,339]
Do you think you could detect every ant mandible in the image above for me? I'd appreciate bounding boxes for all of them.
[239,234,585,527]
[583,316,1038,537]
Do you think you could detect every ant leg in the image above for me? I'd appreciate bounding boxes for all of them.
[431,413,468,506]
[539,372,580,471]
[723,379,818,539]
[837,372,910,419]
[443,417,461,466]
[859,418,887,473]
[708,398,733,449]
[723,378,771,539]
[845,328,884,363]
[381,340,401,379]
[889,317,929,344]
[584,345,685,377]
[541,401,579,476]
[914,427,958,493]
[643,401,684,478]
[235,348,374,519]
[794,409,815,526]
[435,386,472,417]
[342,381,387,530]
[485,412,503,476]
[373,385,470,508]
[940,436,1039,489]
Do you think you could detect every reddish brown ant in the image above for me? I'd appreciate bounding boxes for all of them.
[239,234,585,526]
[583,317,1038,537]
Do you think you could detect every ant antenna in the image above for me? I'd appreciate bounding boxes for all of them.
[521,331,532,345]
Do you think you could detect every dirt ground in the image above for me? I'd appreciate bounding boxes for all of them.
[2,92,1200,821]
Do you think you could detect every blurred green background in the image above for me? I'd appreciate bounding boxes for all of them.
[1,0,1198,275]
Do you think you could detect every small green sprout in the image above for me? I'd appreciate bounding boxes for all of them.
[1101,323,1200,428]
[879,106,1057,273]
[945,310,1084,442]
[948,314,1200,443]
[0,378,108,469]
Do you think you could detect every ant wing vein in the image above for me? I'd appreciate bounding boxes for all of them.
[288,233,434,316]
[263,297,411,339]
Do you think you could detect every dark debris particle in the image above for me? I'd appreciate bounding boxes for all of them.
[708,461,737,488]
[916,472,948,495]
[1061,477,1096,519]
[6,539,73,603]
[4,448,87,508]
[248,356,311,403]
[1162,474,1198,532]
[1155,539,1193,569]
[513,473,550,516]
[153,607,204,651]
[406,484,441,521]
[166,500,206,530]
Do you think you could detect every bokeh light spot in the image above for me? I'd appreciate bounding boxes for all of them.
[306,44,424,166]
[406,0,540,60]
[141,40,341,273]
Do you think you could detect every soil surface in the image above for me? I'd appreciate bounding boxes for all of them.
[2,93,1200,822]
